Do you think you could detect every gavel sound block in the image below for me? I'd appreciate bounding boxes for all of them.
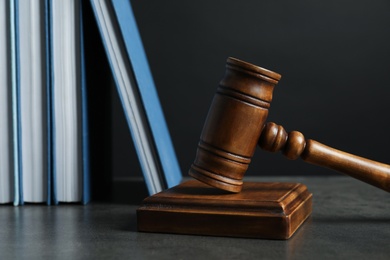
[137,180,312,239]
[138,57,312,239]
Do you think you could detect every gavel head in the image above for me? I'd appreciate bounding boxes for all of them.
[189,57,281,193]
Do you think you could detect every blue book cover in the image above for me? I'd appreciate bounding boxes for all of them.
[49,0,90,204]
[90,0,182,195]
[80,1,90,204]
[10,0,21,206]
[44,0,52,205]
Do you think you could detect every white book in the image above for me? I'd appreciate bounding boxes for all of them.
[0,0,14,204]
[16,0,49,203]
[51,0,89,203]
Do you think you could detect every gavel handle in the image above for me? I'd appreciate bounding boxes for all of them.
[259,122,390,192]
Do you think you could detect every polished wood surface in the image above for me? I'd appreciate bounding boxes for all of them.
[259,122,390,192]
[137,180,312,239]
[189,57,281,192]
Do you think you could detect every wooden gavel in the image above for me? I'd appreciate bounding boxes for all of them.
[189,57,390,193]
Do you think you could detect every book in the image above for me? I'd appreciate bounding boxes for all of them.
[14,0,51,204]
[50,0,90,204]
[89,0,182,195]
[0,0,16,204]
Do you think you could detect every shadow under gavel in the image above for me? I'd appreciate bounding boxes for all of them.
[189,57,390,193]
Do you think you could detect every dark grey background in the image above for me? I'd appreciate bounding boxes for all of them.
[84,0,390,199]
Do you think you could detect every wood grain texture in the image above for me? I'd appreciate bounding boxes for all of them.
[259,122,390,192]
[137,180,312,239]
[189,57,281,192]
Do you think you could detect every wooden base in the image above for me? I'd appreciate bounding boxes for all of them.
[137,180,312,239]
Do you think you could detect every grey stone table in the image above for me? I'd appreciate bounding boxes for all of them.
[1,176,389,259]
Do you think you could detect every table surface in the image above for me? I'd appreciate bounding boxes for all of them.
[1,176,389,259]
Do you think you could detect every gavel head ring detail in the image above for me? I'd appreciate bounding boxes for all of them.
[188,57,281,193]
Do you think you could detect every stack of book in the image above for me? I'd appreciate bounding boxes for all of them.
[0,0,182,206]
